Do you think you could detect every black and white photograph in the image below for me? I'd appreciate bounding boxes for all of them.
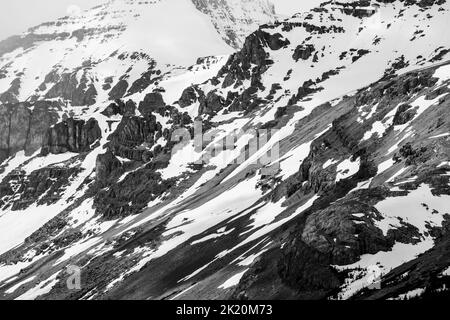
[0,0,449,307]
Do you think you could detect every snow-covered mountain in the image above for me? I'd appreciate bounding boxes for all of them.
[0,0,276,105]
[0,0,449,300]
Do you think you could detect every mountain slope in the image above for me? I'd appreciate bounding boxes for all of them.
[0,0,276,105]
[0,0,449,300]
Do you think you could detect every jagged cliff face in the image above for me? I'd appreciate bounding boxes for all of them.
[0,0,449,300]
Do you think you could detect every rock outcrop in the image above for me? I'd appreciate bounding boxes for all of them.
[95,150,123,183]
[293,44,316,61]
[138,92,166,117]
[94,161,175,219]
[191,0,276,49]
[4,166,83,211]
[301,197,394,265]
[108,115,161,161]
[108,79,129,101]
[178,86,203,108]
[102,99,136,117]
[219,29,290,89]
[45,72,97,106]
[392,104,416,125]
